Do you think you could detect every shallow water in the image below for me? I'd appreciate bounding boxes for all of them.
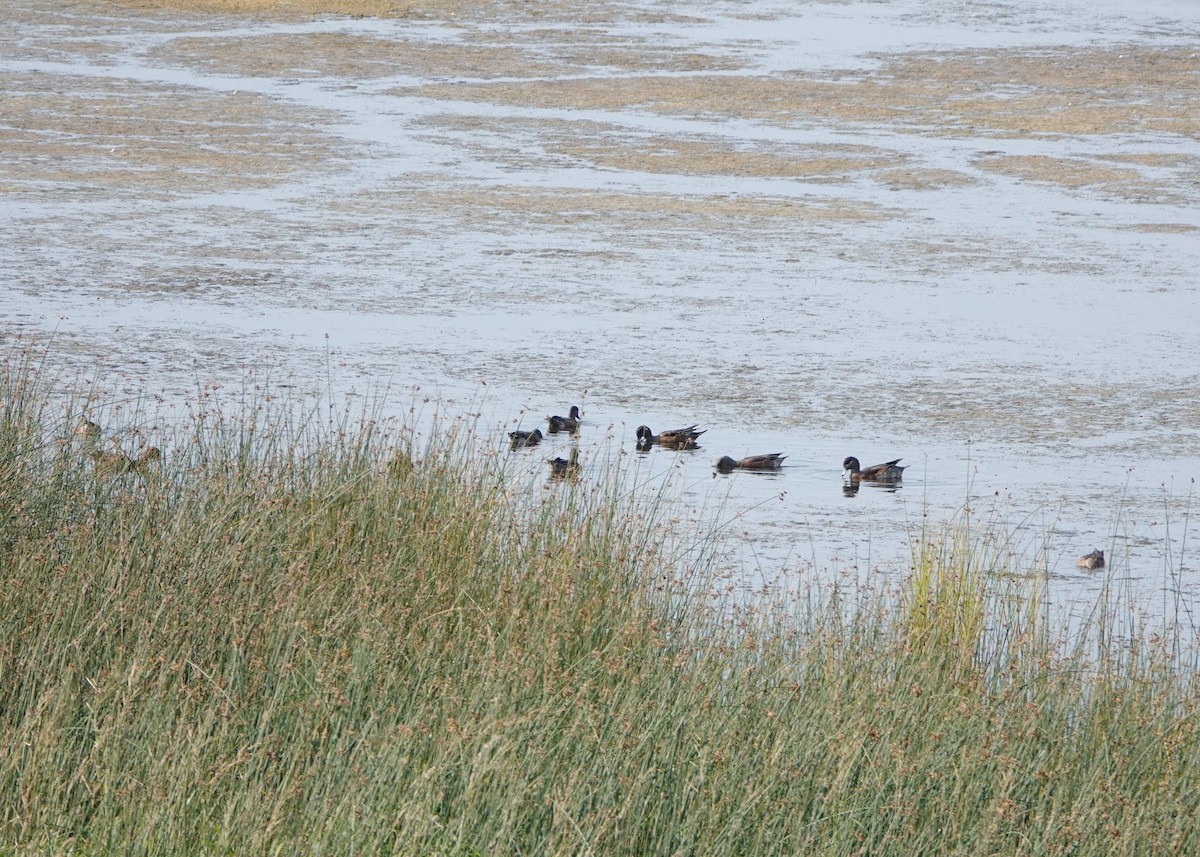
[3,0,1199,628]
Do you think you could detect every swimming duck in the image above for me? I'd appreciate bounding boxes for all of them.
[715,453,786,473]
[74,417,101,444]
[90,449,135,476]
[548,447,581,479]
[1076,549,1105,570]
[389,450,415,478]
[508,428,543,448]
[547,406,582,434]
[134,447,162,471]
[843,456,905,482]
[636,424,705,450]
[90,446,161,477]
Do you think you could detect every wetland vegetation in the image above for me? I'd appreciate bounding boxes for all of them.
[3,347,1199,855]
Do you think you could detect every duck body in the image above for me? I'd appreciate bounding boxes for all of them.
[716,453,786,473]
[636,424,705,450]
[843,456,905,482]
[547,406,582,434]
[548,448,581,479]
[91,446,161,477]
[1076,549,1105,570]
[74,417,102,443]
[136,446,161,464]
[90,449,134,476]
[508,428,543,448]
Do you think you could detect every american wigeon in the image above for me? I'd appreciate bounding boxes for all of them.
[508,428,543,448]
[74,417,101,443]
[90,446,161,477]
[1076,549,1105,570]
[389,451,415,478]
[636,424,705,450]
[136,447,162,467]
[548,447,581,479]
[547,406,582,434]
[716,453,786,473]
[90,449,130,474]
[843,456,905,482]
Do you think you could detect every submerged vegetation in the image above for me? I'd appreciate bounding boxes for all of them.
[2,348,1199,855]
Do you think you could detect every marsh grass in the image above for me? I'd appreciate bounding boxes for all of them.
[2,351,1200,855]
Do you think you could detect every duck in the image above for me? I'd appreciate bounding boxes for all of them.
[74,417,101,444]
[636,424,705,450]
[90,446,161,477]
[548,447,581,479]
[508,428,543,448]
[134,447,162,472]
[843,456,905,482]
[715,453,786,473]
[1076,549,1105,570]
[90,449,130,474]
[547,406,582,434]
[388,450,415,478]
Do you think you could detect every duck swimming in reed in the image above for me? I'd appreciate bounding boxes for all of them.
[90,449,135,476]
[548,447,581,479]
[843,456,905,483]
[636,424,705,450]
[715,453,786,473]
[547,406,582,434]
[1076,549,1105,570]
[388,450,415,479]
[90,446,161,477]
[508,428,543,448]
[74,417,101,444]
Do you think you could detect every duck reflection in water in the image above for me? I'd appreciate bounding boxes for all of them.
[842,479,902,498]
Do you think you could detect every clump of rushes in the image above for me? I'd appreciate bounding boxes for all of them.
[2,345,1199,856]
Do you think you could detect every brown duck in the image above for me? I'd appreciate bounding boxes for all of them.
[91,446,162,477]
[508,428,543,448]
[548,447,581,479]
[636,424,705,450]
[74,417,102,444]
[547,406,582,434]
[716,453,786,473]
[843,456,905,482]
